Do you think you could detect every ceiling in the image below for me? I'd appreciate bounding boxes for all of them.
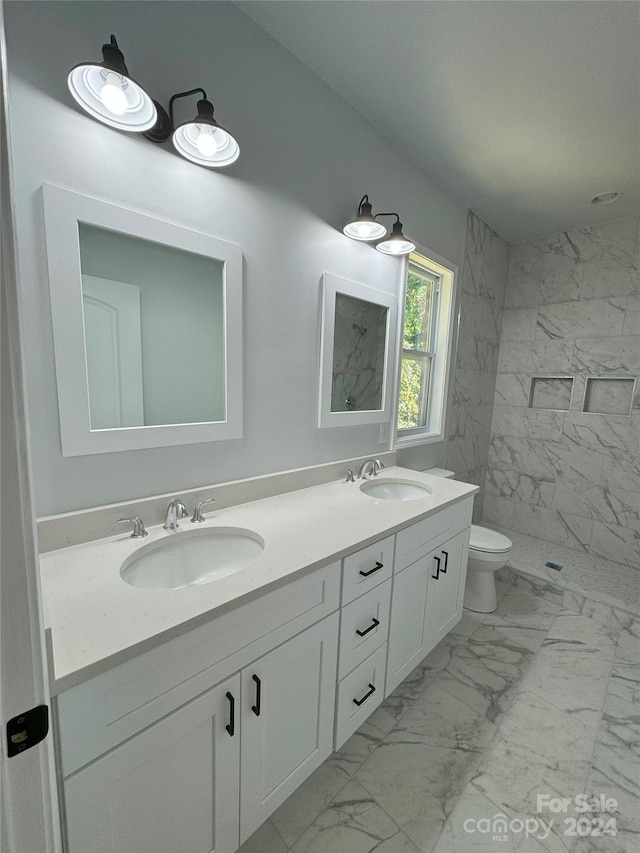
[237,1,640,242]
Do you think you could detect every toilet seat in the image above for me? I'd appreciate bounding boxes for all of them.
[469,524,512,554]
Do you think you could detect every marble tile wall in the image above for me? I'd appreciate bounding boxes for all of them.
[446,210,510,521]
[484,215,640,570]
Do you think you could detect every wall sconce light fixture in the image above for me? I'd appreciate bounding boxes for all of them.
[343,195,415,256]
[67,36,239,168]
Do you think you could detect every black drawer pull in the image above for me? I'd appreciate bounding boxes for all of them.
[225,692,235,737]
[356,617,380,637]
[432,555,441,580]
[353,683,376,707]
[251,674,261,717]
[441,550,449,573]
[360,561,383,578]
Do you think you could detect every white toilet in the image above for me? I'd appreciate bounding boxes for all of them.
[423,469,513,614]
[463,524,513,613]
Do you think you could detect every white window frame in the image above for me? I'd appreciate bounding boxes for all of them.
[393,246,458,448]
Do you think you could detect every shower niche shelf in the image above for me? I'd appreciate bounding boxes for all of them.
[582,376,636,416]
[528,376,574,412]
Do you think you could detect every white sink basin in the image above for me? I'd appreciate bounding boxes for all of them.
[360,478,432,501]
[120,528,264,590]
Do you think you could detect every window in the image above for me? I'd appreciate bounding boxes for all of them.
[395,250,456,446]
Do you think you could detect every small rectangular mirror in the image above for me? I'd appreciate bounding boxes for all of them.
[42,184,242,456]
[318,273,398,428]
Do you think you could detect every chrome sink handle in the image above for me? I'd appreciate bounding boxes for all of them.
[163,498,188,531]
[191,498,216,524]
[371,459,385,477]
[118,517,148,539]
[345,469,355,483]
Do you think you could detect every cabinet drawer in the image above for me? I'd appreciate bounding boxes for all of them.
[338,580,390,679]
[334,643,387,749]
[395,500,472,573]
[56,563,340,777]
[342,536,394,604]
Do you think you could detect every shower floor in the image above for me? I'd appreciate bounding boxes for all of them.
[239,563,640,853]
[497,527,640,613]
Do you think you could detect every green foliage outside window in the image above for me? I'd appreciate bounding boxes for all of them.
[398,269,434,429]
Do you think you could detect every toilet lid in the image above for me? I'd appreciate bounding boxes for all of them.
[469,524,512,553]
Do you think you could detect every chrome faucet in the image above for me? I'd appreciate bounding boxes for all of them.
[191,497,216,523]
[117,516,148,539]
[357,458,385,479]
[163,497,188,531]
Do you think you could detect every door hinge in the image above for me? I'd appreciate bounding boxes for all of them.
[6,705,49,757]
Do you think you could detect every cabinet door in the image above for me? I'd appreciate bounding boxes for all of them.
[385,556,429,696]
[239,613,339,843]
[63,674,240,853]
[424,528,470,655]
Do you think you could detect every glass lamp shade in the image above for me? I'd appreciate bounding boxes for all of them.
[343,195,386,241]
[171,98,239,167]
[67,64,157,132]
[376,221,415,255]
[343,218,387,241]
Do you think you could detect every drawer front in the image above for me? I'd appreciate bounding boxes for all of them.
[334,643,387,749]
[395,500,472,573]
[342,536,394,604]
[338,580,391,679]
[57,563,340,777]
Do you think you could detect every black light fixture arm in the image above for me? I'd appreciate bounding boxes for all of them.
[374,212,401,224]
[169,88,208,124]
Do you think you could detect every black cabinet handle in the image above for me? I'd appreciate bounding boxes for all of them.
[360,561,383,578]
[432,555,441,580]
[225,692,235,737]
[251,674,261,717]
[353,683,376,707]
[441,550,449,574]
[356,617,380,637]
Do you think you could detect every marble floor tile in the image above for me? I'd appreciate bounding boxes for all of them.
[572,826,640,853]
[289,779,421,853]
[482,590,561,631]
[518,647,612,730]
[471,690,597,850]
[435,624,539,723]
[380,623,480,721]
[542,612,619,660]
[615,619,640,664]
[326,706,396,778]
[432,786,517,852]
[237,819,287,853]
[269,761,350,848]
[389,678,498,753]
[355,740,483,852]
[496,567,564,608]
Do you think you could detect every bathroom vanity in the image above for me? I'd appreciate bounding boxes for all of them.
[40,467,476,852]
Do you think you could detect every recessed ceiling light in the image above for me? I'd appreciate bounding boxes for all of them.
[590,192,623,205]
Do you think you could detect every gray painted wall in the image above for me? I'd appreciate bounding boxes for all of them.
[3,1,468,515]
[446,211,510,521]
[484,216,640,569]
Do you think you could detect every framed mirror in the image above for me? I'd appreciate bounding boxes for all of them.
[42,184,242,456]
[318,273,398,428]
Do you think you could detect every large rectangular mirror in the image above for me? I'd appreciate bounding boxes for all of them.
[318,273,398,427]
[42,184,242,456]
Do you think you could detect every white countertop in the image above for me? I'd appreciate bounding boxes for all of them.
[40,467,478,693]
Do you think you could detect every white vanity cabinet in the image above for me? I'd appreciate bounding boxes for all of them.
[52,495,474,853]
[386,501,472,696]
[55,564,340,853]
[64,674,241,853]
[239,614,339,842]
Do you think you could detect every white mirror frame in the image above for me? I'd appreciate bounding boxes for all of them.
[318,272,398,428]
[42,184,243,456]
